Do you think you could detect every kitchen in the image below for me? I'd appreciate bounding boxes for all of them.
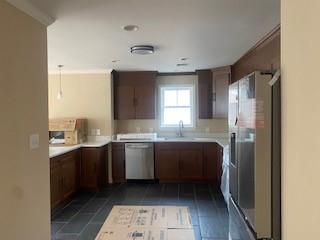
[3,1,317,240]
[46,0,280,236]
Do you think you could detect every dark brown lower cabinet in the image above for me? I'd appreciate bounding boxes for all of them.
[178,144,203,180]
[155,143,180,181]
[81,146,108,190]
[112,143,126,183]
[155,142,223,185]
[50,149,80,209]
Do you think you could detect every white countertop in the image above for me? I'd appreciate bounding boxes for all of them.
[112,137,228,148]
[49,136,111,158]
[49,135,229,158]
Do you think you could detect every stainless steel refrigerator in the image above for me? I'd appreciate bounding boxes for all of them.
[228,71,281,240]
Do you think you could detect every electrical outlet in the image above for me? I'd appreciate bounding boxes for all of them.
[96,129,101,136]
[205,127,210,133]
[29,134,39,150]
[136,127,141,133]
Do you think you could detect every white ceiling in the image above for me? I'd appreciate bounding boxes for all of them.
[26,0,280,73]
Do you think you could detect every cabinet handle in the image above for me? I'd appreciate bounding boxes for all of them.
[212,92,216,102]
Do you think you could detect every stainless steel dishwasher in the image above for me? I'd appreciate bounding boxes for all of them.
[125,143,154,180]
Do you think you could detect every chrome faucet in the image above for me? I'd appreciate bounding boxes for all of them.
[177,120,184,137]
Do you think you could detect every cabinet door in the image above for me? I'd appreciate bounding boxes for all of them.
[61,152,77,199]
[114,85,135,119]
[135,84,155,119]
[155,143,180,181]
[97,146,108,187]
[112,143,125,183]
[81,148,98,189]
[179,144,203,179]
[197,70,213,119]
[212,66,230,119]
[203,143,218,183]
[50,159,62,209]
[217,144,223,185]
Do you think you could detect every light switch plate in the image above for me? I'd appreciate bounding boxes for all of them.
[96,129,101,136]
[29,134,39,150]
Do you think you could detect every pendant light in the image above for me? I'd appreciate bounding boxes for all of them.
[57,64,64,100]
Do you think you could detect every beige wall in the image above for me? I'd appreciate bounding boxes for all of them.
[48,73,112,136]
[116,75,228,134]
[0,2,50,239]
[282,0,320,239]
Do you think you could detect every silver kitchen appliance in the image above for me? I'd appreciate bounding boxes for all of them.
[125,143,154,180]
[228,71,281,240]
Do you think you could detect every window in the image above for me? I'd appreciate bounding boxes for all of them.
[160,85,194,127]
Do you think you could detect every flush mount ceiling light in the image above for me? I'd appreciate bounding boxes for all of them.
[131,45,154,55]
[177,63,188,67]
[123,25,139,31]
[57,64,64,100]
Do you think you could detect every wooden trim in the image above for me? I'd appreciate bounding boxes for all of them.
[158,72,196,76]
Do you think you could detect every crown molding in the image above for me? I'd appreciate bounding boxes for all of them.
[6,0,55,26]
[48,69,113,75]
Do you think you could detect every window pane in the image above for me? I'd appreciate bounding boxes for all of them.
[163,107,192,125]
[177,89,191,106]
[164,90,177,106]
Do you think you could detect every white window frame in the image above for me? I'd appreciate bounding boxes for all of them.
[159,84,195,128]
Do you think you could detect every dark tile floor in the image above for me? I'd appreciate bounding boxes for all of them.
[51,183,229,240]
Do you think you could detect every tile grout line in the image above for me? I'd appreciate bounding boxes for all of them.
[70,185,121,238]
[54,186,117,238]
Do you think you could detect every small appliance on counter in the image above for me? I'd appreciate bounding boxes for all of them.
[116,133,157,141]
[49,118,87,145]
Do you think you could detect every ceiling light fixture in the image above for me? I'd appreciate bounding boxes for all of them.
[123,25,139,31]
[57,64,64,100]
[131,45,154,55]
[177,63,188,67]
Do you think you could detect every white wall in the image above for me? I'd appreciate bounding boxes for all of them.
[48,73,113,136]
[282,0,320,239]
[0,2,50,239]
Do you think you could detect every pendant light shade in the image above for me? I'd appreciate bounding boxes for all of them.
[57,65,64,100]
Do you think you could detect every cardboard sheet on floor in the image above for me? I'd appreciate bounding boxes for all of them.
[96,228,195,240]
[101,205,192,229]
[95,206,195,240]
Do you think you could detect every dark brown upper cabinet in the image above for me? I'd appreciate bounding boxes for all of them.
[113,71,157,120]
[197,70,213,119]
[197,66,230,119]
[212,66,230,119]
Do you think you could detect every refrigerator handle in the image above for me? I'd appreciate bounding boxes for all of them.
[230,132,236,166]
[230,133,237,167]
[235,116,238,126]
